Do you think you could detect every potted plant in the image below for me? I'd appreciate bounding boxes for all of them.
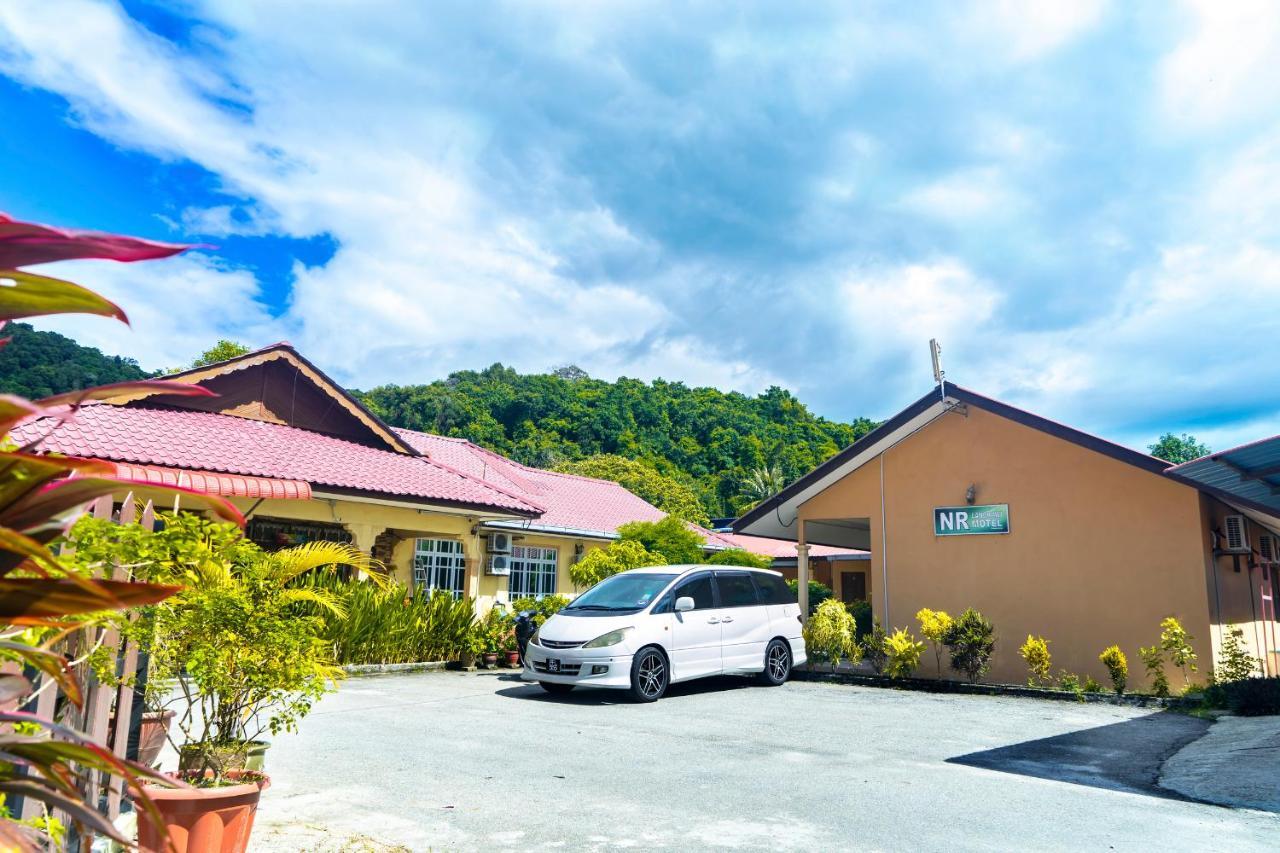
[503,627,521,668]
[478,609,504,667]
[90,513,373,853]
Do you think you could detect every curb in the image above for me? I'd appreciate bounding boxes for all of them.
[342,661,449,675]
[793,668,1187,708]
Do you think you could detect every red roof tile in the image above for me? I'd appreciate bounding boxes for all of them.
[12,405,540,515]
[708,531,865,559]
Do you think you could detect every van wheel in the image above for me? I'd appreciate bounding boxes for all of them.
[539,682,575,695]
[757,639,791,686]
[629,647,668,702]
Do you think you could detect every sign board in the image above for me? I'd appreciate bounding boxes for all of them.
[934,504,1010,536]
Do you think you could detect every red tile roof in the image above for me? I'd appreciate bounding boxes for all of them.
[12,405,541,515]
[394,430,668,535]
[708,530,864,559]
[112,463,312,500]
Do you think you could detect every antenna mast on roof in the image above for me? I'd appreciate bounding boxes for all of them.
[930,338,946,400]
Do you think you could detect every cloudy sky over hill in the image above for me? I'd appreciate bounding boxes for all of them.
[2,0,1278,451]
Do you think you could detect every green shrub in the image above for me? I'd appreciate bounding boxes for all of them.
[883,628,926,679]
[861,622,888,675]
[942,608,995,683]
[848,599,873,642]
[786,579,833,615]
[1099,645,1128,694]
[1018,635,1052,687]
[1139,645,1169,697]
[916,608,954,677]
[570,539,667,587]
[1160,616,1197,682]
[301,573,476,665]
[705,548,773,569]
[1057,670,1080,692]
[1082,675,1103,694]
[1220,677,1280,716]
[1214,624,1261,683]
[802,599,860,669]
[511,594,570,626]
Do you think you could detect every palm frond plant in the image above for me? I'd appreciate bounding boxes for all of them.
[0,213,245,849]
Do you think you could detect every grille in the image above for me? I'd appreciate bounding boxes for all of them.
[533,660,581,675]
[539,638,585,650]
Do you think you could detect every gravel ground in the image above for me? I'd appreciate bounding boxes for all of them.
[250,670,1278,851]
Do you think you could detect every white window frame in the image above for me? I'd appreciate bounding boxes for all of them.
[509,545,558,599]
[413,538,466,599]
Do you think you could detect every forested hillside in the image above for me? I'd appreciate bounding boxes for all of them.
[0,326,876,519]
[358,364,875,518]
[0,322,149,398]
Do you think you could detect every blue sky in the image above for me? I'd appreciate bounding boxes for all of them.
[2,0,1278,452]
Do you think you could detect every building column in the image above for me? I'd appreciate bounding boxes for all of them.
[344,523,378,582]
[797,519,810,622]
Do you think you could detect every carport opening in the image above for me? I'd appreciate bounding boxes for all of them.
[804,516,873,610]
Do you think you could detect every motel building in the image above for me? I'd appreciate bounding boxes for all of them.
[13,343,809,614]
[736,384,1280,688]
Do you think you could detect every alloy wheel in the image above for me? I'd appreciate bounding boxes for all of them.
[637,651,666,699]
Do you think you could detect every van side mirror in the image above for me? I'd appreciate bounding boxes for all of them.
[674,596,695,613]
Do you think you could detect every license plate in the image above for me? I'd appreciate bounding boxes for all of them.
[547,658,561,673]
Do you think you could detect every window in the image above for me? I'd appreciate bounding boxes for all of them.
[509,545,558,599]
[413,538,466,599]
[715,572,759,608]
[661,573,715,612]
[752,572,794,605]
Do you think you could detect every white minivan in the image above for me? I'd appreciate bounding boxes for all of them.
[522,565,806,702]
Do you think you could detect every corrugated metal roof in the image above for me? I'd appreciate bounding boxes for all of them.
[1169,435,1280,513]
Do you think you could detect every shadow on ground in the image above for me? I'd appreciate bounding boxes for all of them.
[495,674,758,705]
[949,711,1211,801]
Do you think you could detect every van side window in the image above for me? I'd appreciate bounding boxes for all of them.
[715,571,759,608]
[663,574,715,611]
[752,572,794,605]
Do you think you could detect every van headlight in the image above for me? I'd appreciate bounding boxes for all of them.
[529,626,541,646]
[582,627,631,648]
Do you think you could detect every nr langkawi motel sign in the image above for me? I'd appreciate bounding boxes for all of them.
[934,504,1010,536]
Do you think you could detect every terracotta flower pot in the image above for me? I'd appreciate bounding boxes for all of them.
[482,652,499,667]
[137,709,176,768]
[136,772,269,853]
[504,650,521,667]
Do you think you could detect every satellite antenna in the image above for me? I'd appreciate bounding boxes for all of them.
[929,338,946,400]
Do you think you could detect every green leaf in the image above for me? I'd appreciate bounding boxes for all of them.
[0,577,180,622]
[0,269,127,324]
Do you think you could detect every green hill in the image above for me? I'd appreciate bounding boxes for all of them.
[0,323,150,399]
[0,327,875,520]
[358,364,875,518]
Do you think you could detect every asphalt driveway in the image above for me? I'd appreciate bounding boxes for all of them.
[252,671,1277,851]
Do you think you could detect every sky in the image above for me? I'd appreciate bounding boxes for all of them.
[2,0,1279,453]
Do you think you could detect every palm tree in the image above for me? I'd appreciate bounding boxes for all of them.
[740,464,785,509]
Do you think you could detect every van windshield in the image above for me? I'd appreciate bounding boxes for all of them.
[561,572,677,614]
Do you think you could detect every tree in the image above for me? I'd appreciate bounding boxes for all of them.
[617,516,706,565]
[738,464,784,509]
[192,339,251,367]
[556,455,710,525]
[569,539,667,588]
[1148,433,1210,464]
[705,548,773,569]
[0,322,149,398]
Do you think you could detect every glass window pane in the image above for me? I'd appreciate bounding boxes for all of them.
[716,572,759,608]
[672,574,714,610]
[753,573,793,605]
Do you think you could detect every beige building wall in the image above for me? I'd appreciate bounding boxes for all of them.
[798,406,1218,689]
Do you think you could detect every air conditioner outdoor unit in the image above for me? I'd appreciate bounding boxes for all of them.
[1259,533,1278,564]
[486,554,511,576]
[486,532,512,554]
[1223,515,1250,553]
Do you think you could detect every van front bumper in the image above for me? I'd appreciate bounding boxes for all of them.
[522,643,634,689]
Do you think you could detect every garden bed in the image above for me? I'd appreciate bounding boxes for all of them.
[341,661,449,676]
[794,665,1188,709]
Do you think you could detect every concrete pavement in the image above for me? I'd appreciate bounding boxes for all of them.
[1159,714,1280,813]
[251,671,1278,851]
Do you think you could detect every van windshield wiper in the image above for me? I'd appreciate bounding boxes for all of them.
[564,604,626,611]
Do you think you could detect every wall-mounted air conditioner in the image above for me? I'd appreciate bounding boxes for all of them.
[1259,533,1278,564]
[486,554,511,576]
[486,532,512,554]
[1223,515,1250,553]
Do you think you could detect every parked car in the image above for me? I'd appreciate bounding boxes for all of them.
[523,565,806,702]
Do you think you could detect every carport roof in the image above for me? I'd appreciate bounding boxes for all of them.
[1168,436,1280,515]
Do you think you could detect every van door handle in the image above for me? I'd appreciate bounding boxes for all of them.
[707,617,720,624]
[720,616,734,623]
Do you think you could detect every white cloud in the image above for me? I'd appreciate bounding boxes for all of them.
[32,254,283,371]
[1160,0,1280,129]
[897,168,1023,223]
[963,0,1109,63]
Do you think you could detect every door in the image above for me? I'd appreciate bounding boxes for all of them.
[665,573,722,681]
[714,571,771,672]
[840,570,867,605]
